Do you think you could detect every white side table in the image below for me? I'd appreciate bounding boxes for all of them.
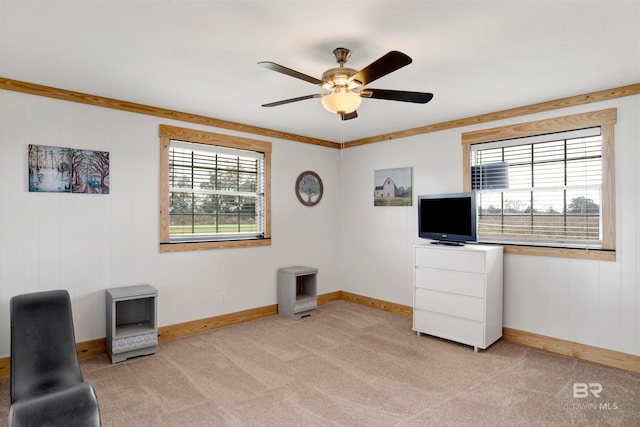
[277,266,317,320]
[106,284,158,363]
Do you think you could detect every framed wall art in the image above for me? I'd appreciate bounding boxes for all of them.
[71,149,110,194]
[295,171,323,206]
[374,167,412,206]
[28,145,72,193]
[28,144,110,194]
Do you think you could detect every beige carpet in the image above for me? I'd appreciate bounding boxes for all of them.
[1,300,639,426]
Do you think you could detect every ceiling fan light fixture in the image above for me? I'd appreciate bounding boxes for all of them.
[321,89,362,115]
[321,66,359,90]
[259,47,433,119]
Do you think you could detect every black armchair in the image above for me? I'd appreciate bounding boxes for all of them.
[9,290,101,427]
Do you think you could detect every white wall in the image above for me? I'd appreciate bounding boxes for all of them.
[2,87,639,360]
[339,95,640,357]
[0,90,342,357]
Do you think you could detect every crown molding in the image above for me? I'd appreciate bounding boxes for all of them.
[344,83,640,148]
[2,77,638,150]
[0,77,339,149]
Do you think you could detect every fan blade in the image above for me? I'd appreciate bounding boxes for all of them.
[340,111,358,121]
[261,94,323,107]
[348,51,412,86]
[360,89,433,104]
[258,61,323,86]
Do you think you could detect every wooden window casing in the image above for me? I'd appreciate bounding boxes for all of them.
[159,125,271,252]
[462,108,616,261]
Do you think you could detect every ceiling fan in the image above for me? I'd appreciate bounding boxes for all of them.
[258,47,434,120]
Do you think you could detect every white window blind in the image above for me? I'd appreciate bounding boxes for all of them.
[471,127,603,249]
[168,140,265,242]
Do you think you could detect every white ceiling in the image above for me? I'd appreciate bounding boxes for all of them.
[1,1,639,143]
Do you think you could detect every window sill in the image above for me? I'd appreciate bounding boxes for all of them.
[498,244,616,261]
[160,238,271,253]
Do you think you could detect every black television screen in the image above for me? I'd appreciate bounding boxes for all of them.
[418,192,477,245]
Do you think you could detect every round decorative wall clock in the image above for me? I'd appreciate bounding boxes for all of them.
[295,171,323,206]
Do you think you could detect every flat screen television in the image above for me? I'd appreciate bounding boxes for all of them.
[418,192,477,245]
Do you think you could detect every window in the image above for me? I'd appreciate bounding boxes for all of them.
[472,127,603,248]
[159,125,271,252]
[462,109,616,261]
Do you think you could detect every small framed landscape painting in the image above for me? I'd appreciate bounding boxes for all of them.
[374,167,412,206]
[71,149,110,194]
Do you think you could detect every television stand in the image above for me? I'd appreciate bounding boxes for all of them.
[431,240,464,246]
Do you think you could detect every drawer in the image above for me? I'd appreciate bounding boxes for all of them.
[415,246,485,274]
[415,267,485,297]
[111,332,158,354]
[414,288,484,321]
[414,309,484,348]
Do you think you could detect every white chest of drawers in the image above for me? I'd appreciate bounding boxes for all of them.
[413,244,503,352]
